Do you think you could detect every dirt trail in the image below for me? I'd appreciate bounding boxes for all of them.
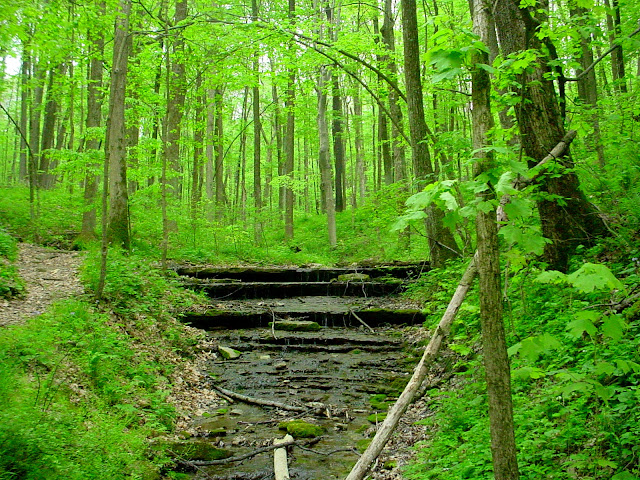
[0,243,84,327]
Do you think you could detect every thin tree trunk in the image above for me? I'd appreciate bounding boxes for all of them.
[164,0,188,198]
[283,0,296,240]
[19,48,30,181]
[401,0,459,267]
[105,0,132,250]
[472,0,519,477]
[39,65,60,189]
[318,67,338,247]
[604,0,627,93]
[353,84,366,204]
[214,88,226,217]
[252,0,263,243]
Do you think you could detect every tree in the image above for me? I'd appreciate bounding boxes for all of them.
[493,0,609,271]
[283,0,296,240]
[78,2,106,242]
[471,0,519,477]
[105,0,132,250]
[401,0,460,268]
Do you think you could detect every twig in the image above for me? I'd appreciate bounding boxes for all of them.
[349,309,375,334]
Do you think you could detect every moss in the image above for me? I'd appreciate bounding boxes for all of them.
[165,441,232,461]
[350,349,362,354]
[356,438,372,453]
[367,412,388,423]
[369,394,390,411]
[278,420,324,438]
[336,273,370,282]
[269,320,321,332]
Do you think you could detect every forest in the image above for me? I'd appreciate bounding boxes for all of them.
[0,0,639,478]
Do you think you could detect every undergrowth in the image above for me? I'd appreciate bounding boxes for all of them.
[0,227,24,299]
[404,246,640,480]
[0,249,204,480]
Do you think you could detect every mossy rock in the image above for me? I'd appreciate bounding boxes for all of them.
[336,273,370,282]
[278,420,324,438]
[367,412,388,423]
[218,346,242,359]
[356,438,372,453]
[164,441,232,461]
[369,394,390,411]
[269,320,321,332]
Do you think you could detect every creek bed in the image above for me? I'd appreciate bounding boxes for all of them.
[186,325,418,479]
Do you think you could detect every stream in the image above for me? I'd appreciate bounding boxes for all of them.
[177,263,428,479]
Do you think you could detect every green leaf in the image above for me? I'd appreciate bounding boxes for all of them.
[495,171,517,195]
[502,197,531,220]
[612,471,639,480]
[440,191,458,210]
[602,315,625,342]
[594,361,615,376]
[406,186,438,209]
[567,263,624,293]
[535,270,567,284]
[567,311,598,338]
[594,382,614,402]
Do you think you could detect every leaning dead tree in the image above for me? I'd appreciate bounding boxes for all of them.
[345,131,579,480]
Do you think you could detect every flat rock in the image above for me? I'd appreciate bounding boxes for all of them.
[218,346,242,359]
[269,320,321,332]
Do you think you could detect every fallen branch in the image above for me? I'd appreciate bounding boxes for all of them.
[274,434,293,480]
[187,437,323,467]
[210,383,309,413]
[349,309,375,333]
[345,131,579,480]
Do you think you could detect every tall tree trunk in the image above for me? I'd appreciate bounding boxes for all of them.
[29,62,44,190]
[604,0,627,93]
[205,88,215,204]
[283,0,296,240]
[401,0,459,267]
[472,0,519,478]
[493,0,608,271]
[373,16,393,186]
[19,48,30,182]
[163,0,188,198]
[38,65,60,189]
[353,84,366,204]
[252,0,262,243]
[570,4,605,168]
[214,87,227,217]
[105,0,132,250]
[381,0,406,183]
[318,71,338,247]
[191,75,204,223]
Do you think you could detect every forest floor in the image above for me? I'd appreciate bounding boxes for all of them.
[0,244,429,479]
[0,243,84,327]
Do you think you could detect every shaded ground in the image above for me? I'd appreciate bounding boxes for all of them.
[0,243,84,327]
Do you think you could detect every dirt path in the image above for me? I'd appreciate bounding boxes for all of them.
[0,243,84,327]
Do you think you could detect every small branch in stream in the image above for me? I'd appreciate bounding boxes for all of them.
[209,382,313,413]
[184,437,322,466]
[349,309,375,334]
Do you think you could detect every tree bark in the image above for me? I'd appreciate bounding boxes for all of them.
[604,0,627,93]
[570,4,605,168]
[252,0,263,243]
[472,0,519,477]
[381,0,406,183]
[105,0,132,250]
[283,0,296,240]
[79,8,105,241]
[317,66,338,248]
[163,0,188,199]
[493,0,608,271]
[401,0,459,268]
[353,84,366,204]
